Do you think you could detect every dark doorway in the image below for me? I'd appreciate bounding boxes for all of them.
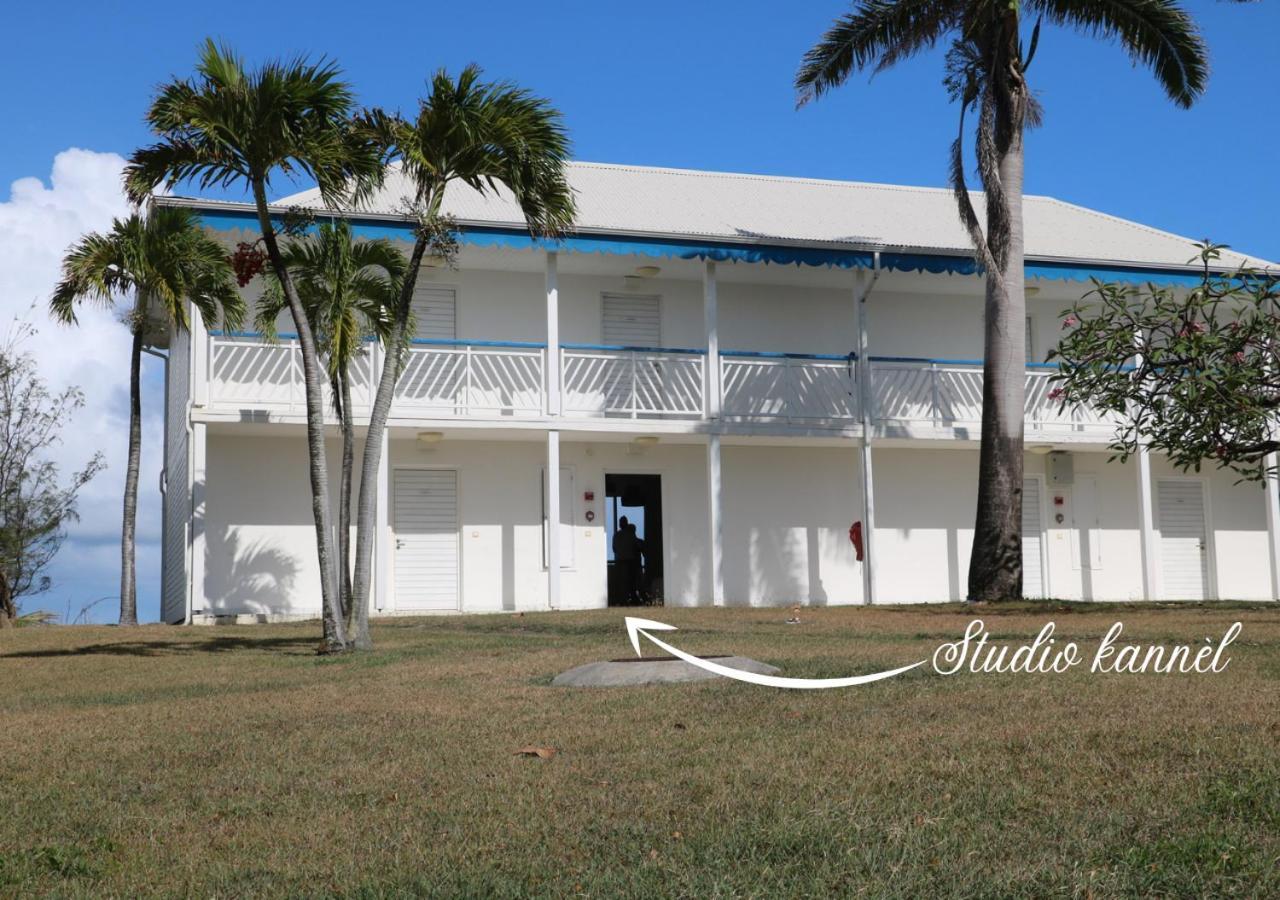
[606,473,663,606]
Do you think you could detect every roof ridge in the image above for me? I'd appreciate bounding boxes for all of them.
[566,160,1059,202]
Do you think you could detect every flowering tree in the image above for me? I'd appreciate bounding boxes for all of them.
[1049,244,1280,482]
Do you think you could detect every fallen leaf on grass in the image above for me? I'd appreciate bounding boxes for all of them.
[514,746,557,759]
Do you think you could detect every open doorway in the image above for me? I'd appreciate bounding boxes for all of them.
[605,473,663,606]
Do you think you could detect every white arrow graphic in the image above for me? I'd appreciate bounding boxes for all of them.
[624,617,926,690]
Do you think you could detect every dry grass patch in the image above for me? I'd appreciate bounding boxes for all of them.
[2,603,1278,897]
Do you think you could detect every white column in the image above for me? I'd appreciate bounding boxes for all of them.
[1265,453,1280,599]
[191,303,209,408]
[547,429,561,609]
[703,260,721,418]
[190,421,207,620]
[545,251,561,417]
[1136,447,1159,600]
[855,271,876,605]
[707,432,725,606]
[374,431,391,613]
[1131,329,1159,600]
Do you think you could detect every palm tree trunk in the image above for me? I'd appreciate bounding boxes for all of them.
[250,180,348,652]
[336,369,355,631]
[967,33,1027,602]
[350,236,431,650]
[119,311,143,626]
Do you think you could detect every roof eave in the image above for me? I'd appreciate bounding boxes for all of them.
[157,195,1268,277]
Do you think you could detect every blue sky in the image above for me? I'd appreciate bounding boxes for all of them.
[1,1,1276,622]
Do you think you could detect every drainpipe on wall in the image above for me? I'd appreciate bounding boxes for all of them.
[856,252,882,605]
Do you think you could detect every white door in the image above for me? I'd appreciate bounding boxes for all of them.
[393,469,460,610]
[1157,479,1209,600]
[1022,478,1045,598]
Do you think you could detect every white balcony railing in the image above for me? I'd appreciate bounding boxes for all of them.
[394,340,545,417]
[561,345,705,418]
[868,357,1115,434]
[205,335,1114,437]
[721,352,857,422]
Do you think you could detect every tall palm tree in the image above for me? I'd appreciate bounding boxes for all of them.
[124,40,384,651]
[797,1,1207,601]
[345,66,575,649]
[255,220,405,626]
[51,205,244,625]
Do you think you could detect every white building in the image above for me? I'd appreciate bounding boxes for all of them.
[156,162,1280,623]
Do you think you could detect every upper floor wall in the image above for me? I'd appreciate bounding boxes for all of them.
[190,241,1116,443]
[229,242,1086,363]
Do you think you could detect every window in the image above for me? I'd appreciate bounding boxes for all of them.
[412,286,456,340]
[602,294,660,347]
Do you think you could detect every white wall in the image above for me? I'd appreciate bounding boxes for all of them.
[873,448,1150,603]
[722,446,863,605]
[199,433,1274,614]
[411,266,867,355]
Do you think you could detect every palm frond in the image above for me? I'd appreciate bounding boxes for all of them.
[1026,0,1207,107]
[127,40,379,209]
[796,0,963,105]
[386,65,576,237]
[51,206,240,334]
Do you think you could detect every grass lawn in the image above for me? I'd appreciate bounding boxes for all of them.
[2,603,1278,898]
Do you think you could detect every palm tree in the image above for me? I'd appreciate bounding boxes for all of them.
[796,1,1207,601]
[255,220,405,626]
[344,66,575,649]
[51,205,244,625]
[124,40,384,651]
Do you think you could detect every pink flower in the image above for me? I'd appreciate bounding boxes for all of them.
[1233,351,1247,364]
[1048,387,1065,402]
[1062,315,1078,329]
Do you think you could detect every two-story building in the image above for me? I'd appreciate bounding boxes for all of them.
[156,162,1280,622]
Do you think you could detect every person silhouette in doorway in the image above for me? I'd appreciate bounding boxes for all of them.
[612,516,642,604]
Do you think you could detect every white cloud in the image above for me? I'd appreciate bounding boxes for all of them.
[0,148,164,621]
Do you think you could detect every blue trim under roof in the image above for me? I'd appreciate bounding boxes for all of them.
[194,207,1209,287]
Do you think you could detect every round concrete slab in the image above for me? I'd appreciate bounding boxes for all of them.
[552,655,780,687]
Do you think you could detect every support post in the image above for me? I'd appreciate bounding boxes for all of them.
[545,251,561,417]
[190,421,207,620]
[1132,329,1159,600]
[707,432,725,606]
[704,260,721,419]
[855,268,877,605]
[191,303,209,408]
[1136,447,1159,600]
[1265,452,1280,599]
[374,431,391,612]
[547,429,561,609]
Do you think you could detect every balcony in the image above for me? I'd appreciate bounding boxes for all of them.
[203,334,1114,439]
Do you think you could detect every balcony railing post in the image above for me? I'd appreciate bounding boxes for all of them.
[930,362,940,428]
[290,339,300,415]
[540,348,548,416]
[464,343,474,416]
[630,351,639,419]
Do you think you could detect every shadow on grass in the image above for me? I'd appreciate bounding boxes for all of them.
[2,634,319,659]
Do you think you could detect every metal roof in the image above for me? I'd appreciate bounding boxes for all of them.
[273,160,1271,270]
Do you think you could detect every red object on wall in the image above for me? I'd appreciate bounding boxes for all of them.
[849,521,864,562]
